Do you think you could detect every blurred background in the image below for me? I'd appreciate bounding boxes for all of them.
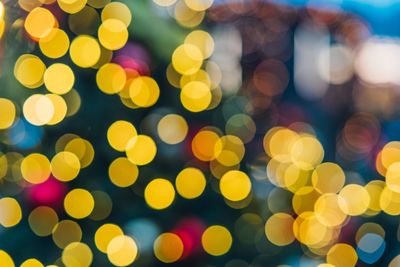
[1,0,400,266]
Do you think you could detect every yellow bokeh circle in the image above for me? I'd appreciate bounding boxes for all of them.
[70,35,101,68]
[154,233,184,263]
[57,0,87,14]
[129,76,160,108]
[180,81,211,112]
[184,0,214,11]
[95,223,124,253]
[184,30,214,58]
[64,189,94,219]
[46,94,68,125]
[219,170,251,201]
[214,135,245,167]
[0,250,14,267]
[314,193,347,227]
[311,162,345,194]
[327,243,358,267]
[14,54,46,89]
[107,235,138,266]
[108,157,139,187]
[172,44,203,75]
[88,0,110,8]
[338,184,370,216]
[96,63,127,94]
[25,7,56,39]
[201,225,232,256]
[21,153,51,184]
[290,135,324,170]
[0,197,22,227]
[175,167,206,199]
[107,120,137,152]
[101,2,132,27]
[98,19,128,50]
[21,258,44,267]
[64,138,95,168]
[0,98,16,129]
[44,63,75,95]
[265,213,295,246]
[126,135,157,165]
[23,94,55,126]
[62,242,93,267]
[39,28,70,59]
[51,151,81,182]
[386,162,400,192]
[191,129,220,161]
[145,178,175,210]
